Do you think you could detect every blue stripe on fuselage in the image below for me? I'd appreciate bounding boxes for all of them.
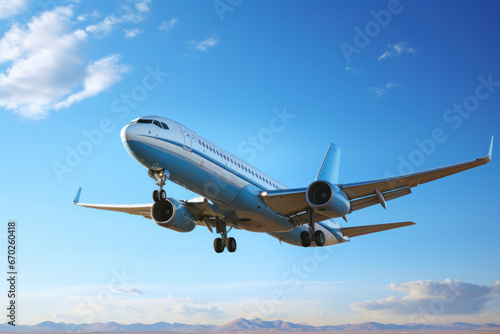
[137,134,274,192]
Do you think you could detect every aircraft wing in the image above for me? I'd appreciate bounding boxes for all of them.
[73,188,153,218]
[261,137,493,217]
[73,188,220,230]
[340,137,493,201]
[341,221,415,238]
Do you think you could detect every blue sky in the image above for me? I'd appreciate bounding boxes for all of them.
[1,0,500,326]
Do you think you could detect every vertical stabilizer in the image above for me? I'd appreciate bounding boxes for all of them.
[316,143,341,184]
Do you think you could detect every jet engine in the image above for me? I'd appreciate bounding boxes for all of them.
[306,180,350,217]
[151,198,197,232]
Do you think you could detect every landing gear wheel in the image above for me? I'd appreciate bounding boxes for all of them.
[226,237,237,252]
[159,189,167,201]
[149,169,168,203]
[314,230,325,247]
[300,231,311,247]
[152,190,160,202]
[214,238,225,253]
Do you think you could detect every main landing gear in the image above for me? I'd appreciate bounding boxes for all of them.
[149,169,168,203]
[213,220,236,253]
[300,210,325,247]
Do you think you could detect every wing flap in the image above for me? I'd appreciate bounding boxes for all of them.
[341,221,415,238]
[350,187,412,211]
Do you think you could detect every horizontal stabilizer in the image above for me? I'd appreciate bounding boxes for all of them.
[341,221,415,238]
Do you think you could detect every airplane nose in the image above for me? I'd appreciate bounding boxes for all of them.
[120,123,132,142]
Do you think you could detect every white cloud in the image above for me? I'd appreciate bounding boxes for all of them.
[0,0,27,19]
[77,9,101,22]
[378,42,415,61]
[165,294,224,318]
[369,82,400,97]
[188,35,219,52]
[135,0,152,13]
[86,0,151,37]
[159,18,178,33]
[54,54,131,109]
[351,279,500,318]
[124,27,143,38]
[86,14,120,36]
[0,6,131,119]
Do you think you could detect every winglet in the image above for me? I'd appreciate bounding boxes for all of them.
[487,136,494,161]
[73,187,82,204]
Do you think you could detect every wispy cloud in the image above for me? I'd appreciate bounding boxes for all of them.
[0,0,27,19]
[378,42,415,61]
[351,279,500,317]
[77,9,100,22]
[86,0,151,37]
[124,27,143,38]
[134,0,151,14]
[345,66,361,75]
[108,286,144,295]
[159,18,178,33]
[0,4,137,119]
[165,294,224,318]
[182,34,219,59]
[188,35,219,52]
[369,82,400,97]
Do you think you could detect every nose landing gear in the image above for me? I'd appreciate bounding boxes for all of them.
[149,169,168,203]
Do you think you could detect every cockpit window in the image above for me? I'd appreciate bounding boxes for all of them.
[137,119,153,124]
[153,120,162,128]
[161,122,169,129]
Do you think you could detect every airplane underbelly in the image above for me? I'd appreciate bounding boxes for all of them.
[212,185,294,233]
[269,222,347,247]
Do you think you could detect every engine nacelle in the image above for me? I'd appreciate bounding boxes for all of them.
[306,180,350,217]
[151,198,197,232]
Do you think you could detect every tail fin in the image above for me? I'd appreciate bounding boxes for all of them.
[316,143,341,184]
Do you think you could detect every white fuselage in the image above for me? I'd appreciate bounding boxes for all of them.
[120,116,347,247]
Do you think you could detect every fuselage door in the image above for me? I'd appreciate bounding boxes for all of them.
[178,123,192,151]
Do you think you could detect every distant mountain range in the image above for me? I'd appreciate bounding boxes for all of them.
[2,317,500,332]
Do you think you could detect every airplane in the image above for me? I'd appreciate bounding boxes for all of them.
[73,116,493,253]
